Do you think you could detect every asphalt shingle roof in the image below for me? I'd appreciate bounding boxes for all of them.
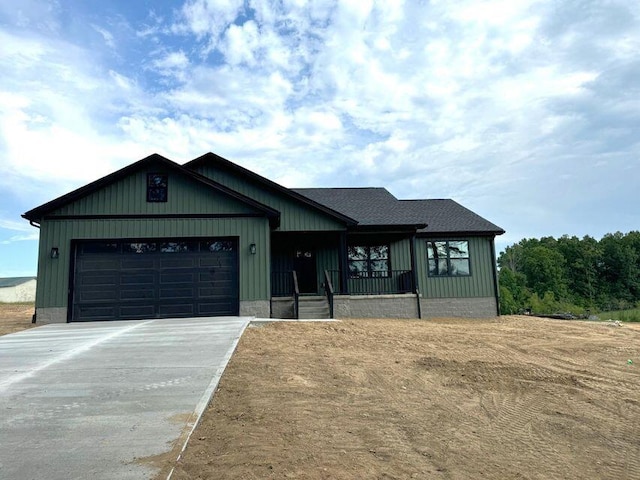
[400,199,505,234]
[294,188,504,234]
[293,188,420,226]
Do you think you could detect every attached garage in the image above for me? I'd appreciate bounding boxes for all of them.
[72,239,239,321]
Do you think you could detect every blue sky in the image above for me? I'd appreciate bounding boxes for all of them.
[1,0,639,277]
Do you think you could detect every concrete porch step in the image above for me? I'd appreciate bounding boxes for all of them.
[298,295,331,319]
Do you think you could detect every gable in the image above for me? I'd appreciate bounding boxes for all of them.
[23,154,279,224]
[187,156,352,232]
[48,166,259,217]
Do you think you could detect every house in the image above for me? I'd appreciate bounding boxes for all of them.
[0,277,37,303]
[22,153,504,323]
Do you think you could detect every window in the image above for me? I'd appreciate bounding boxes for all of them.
[427,240,470,276]
[348,245,390,278]
[147,173,168,202]
[125,242,157,254]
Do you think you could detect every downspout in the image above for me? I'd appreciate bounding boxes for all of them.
[410,234,422,319]
[28,219,40,323]
[490,237,501,316]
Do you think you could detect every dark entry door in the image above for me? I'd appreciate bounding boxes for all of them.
[72,239,239,321]
[293,249,317,293]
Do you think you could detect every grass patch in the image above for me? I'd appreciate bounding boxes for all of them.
[598,307,640,322]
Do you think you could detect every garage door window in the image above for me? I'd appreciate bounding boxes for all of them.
[125,242,157,254]
[202,240,235,252]
[160,241,197,253]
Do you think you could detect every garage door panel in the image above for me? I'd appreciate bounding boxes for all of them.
[77,288,119,302]
[199,300,236,315]
[159,287,195,299]
[158,304,195,316]
[121,258,156,269]
[75,305,118,321]
[81,259,120,270]
[73,238,239,321]
[161,257,196,268]
[120,288,155,300]
[199,286,234,297]
[77,272,119,286]
[120,273,156,285]
[160,272,195,284]
[199,255,234,268]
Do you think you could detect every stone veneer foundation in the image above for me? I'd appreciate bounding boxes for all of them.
[35,307,67,324]
[420,297,498,318]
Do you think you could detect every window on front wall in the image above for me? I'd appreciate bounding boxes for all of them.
[147,173,168,202]
[348,245,390,278]
[427,240,470,276]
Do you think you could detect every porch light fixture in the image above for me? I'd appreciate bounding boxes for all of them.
[249,243,257,255]
[50,247,59,259]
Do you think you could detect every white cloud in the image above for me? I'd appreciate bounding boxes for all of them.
[222,20,260,65]
[1,232,39,245]
[91,24,115,48]
[0,0,639,268]
[0,218,32,232]
[175,0,244,47]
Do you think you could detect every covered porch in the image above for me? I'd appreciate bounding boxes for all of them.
[269,231,421,319]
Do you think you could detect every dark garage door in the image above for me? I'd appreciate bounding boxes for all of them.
[72,239,239,321]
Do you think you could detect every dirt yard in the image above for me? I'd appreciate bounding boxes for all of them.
[0,303,35,336]
[2,307,637,479]
[159,316,640,480]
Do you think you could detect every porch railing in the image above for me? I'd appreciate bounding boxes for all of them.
[327,270,414,295]
[323,269,334,318]
[292,270,300,319]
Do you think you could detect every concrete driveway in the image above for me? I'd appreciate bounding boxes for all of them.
[0,317,250,480]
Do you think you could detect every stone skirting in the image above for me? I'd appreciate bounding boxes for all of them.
[420,297,498,318]
[270,297,295,319]
[35,298,497,322]
[239,300,270,318]
[334,294,420,319]
[332,295,498,319]
[35,307,68,324]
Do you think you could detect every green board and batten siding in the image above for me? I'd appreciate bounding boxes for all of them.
[417,236,496,298]
[193,165,347,232]
[36,217,270,311]
[34,165,273,312]
[49,169,257,216]
[390,238,413,271]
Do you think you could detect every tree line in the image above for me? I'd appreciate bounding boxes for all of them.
[498,231,640,315]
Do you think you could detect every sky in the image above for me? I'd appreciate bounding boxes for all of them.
[0,0,639,277]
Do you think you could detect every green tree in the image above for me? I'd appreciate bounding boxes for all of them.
[556,235,601,306]
[520,245,568,300]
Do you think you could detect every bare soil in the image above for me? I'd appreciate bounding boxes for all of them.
[0,303,35,336]
[159,316,640,480]
[2,306,636,479]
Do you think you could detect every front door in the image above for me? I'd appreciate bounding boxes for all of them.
[293,249,317,293]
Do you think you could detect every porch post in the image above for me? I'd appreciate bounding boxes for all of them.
[410,234,422,318]
[339,231,349,294]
